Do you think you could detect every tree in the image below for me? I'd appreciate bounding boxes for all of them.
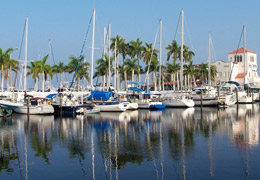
[183,45,195,62]
[166,40,179,62]
[166,61,180,90]
[36,55,52,92]
[199,63,208,85]
[52,62,66,88]
[0,48,15,91]
[129,38,144,82]
[110,35,129,90]
[184,61,194,88]
[95,54,114,90]
[5,58,19,91]
[142,43,158,64]
[145,57,159,91]
[66,55,89,90]
[124,58,140,82]
[27,61,40,91]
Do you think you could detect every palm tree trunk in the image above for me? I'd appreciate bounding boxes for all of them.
[9,67,12,91]
[170,73,173,90]
[34,79,37,91]
[1,64,3,92]
[106,74,109,91]
[132,70,134,82]
[59,73,63,88]
[7,69,9,91]
[124,69,127,91]
[173,73,176,91]
[162,75,165,91]
[177,72,179,91]
[102,76,105,91]
[42,72,45,92]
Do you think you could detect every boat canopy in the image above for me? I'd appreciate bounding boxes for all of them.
[88,90,111,101]
[225,81,240,86]
[128,87,143,92]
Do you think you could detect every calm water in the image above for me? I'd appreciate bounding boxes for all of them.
[0,104,260,180]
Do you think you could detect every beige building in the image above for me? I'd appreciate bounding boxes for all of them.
[213,48,260,86]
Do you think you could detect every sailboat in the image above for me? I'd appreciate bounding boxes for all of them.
[161,10,194,108]
[192,34,219,106]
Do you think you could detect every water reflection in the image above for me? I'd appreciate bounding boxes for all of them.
[0,104,259,179]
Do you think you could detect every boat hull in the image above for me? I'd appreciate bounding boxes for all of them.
[95,101,129,112]
[138,102,166,109]
[163,99,194,108]
[14,104,54,115]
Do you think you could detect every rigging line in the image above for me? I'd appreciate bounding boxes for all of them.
[70,14,93,89]
[145,27,159,83]
[229,28,243,81]
[184,18,197,63]
[14,19,26,89]
[174,11,181,41]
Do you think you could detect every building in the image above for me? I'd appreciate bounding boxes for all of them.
[213,47,260,86]
[212,60,230,85]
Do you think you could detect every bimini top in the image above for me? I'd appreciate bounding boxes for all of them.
[88,90,111,101]
[128,87,144,92]
[225,81,240,86]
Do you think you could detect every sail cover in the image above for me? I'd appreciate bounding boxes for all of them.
[88,90,111,101]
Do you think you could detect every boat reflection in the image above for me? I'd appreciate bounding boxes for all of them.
[0,104,259,179]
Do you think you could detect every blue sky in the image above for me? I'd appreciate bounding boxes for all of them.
[1,0,260,88]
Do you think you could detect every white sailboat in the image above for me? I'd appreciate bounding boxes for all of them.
[192,34,218,106]
[161,9,194,108]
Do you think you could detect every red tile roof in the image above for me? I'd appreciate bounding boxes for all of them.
[228,48,256,54]
[235,73,246,78]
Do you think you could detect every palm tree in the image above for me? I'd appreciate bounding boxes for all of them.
[52,62,66,88]
[66,55,89,90]
[110,35,130,90]
[36,55,52,92]
[166,61,180,90]
[142,43,159,64]
[5,58,19,91]
[166,40,179,62]
[0,48,15,91]
[199,63,208,85]
[145,58,159,91]
[210,65,217,83]
[183,45,195,62]
[96,54,114,90]
[27,61,40,91]
[124,58,140,82]
[184,61,194,89]
[129,38,144,82]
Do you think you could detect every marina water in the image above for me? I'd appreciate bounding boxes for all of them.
[0,104,260,179]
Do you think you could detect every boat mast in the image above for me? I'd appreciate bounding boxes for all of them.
[243,25,246,86]
[159,19,162,91]
[24,16,28,91]
[208,34,211,86]
[180,9,184,91]
[103,27,107,91]
[108,24,111,91]
[90,8,96,88]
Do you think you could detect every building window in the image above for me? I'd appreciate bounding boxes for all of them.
[250,56,254,62]
[240,55,242,62]
[234,55,236,62]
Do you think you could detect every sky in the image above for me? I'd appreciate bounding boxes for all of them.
[1,0,260,88]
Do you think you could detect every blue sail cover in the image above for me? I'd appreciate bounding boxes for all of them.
[89,90,111,101]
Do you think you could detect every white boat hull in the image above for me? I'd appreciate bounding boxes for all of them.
[96,102,129,112]
[193,97,219,106]
[14,104,54,114]
[128,102,138,110]
[163,98,194,108]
